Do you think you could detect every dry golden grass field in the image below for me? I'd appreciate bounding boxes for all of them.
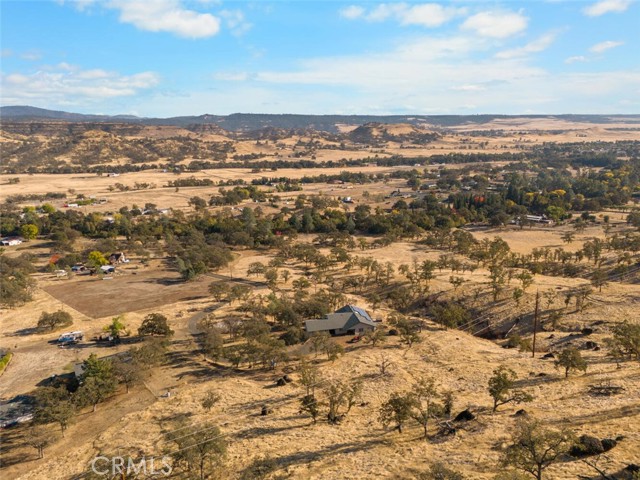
[1,117,639,480]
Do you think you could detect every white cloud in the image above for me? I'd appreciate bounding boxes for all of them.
[110,0,220,38]
[495,32,558,59]
[56,62,76,72]
[565,55,588,64]
[583,0,632,16]
[339,5,365,20]
[1,65,159,106]
[21,51,42,61]
[203,33,640,115]
[67,0,221,38]
[76,69,112,79]
[399,4,468,27]
[220,9,252,36]
[451,84,486,92]
[243,35,539,91]
[589,40,624,53]
[1,49,42,60]
[341,3,466,28]
[4,74,30,85]
[461,10,528,38]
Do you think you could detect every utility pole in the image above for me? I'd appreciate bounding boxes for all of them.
[532,290,540,358]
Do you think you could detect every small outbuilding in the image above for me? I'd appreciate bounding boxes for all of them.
[1,237,23,246]
[305,305,376,336]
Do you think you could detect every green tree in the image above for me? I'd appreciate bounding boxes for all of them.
[391,315,422,349]
[32,387,75,436]
[379,392,416,434]
[324,340,344,361]
[41,203,56,214]
[202,390,221,412]
[449,275,466,292]
[112,356,144,394]
[561,231,575,244]
[26,424,58,459]
[264,268,278,289]
[430,302,470,329]
[591,269,608,292]
[208,282,230,302]
[502,418,573,480]
[516,271,534,292]
[37,310,73,331]
[324,379,361,424]
[166,421,227,480]
[298,360,322,396]
[131,338,168,367]
[309,332,331,357]
[410,377,446,440]
[489,263,508,302]
[554,348,587,378]
[202,327,225,361]
[607,321,640,361]
[103,316,128,340]
[138,313,174,337]
[87,250,108,268]
[189,196,208,210]
[76,354,117,412]
[300,394,321,424]
[229,284,251,303]
[0,253,36,307]
[362,327,387,347]
[513,288,524,306]
[488,366,533,412]
[20,223,38,240]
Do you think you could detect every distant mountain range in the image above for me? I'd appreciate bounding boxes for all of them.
[2,105,638,133]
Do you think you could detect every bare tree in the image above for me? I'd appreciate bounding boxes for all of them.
[376,353,393,376]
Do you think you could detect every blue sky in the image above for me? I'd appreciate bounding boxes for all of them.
[1,0,639,116]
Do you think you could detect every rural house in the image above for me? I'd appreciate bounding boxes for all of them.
[1,237,23,246]
[305,305,376,336]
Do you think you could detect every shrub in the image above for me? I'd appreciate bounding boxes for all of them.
[0,352,13,374]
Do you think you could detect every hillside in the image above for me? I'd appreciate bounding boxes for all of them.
[3,106,640,132]
[3,113,640,174]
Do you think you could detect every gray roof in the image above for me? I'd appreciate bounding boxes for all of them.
[335,305,373,322]
[305,306,376,333]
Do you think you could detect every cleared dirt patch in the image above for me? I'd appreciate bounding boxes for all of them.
[42,268,212,319]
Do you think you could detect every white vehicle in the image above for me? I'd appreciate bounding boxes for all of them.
[57,331,84,343]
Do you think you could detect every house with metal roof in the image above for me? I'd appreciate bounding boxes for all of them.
[304,305,376,336]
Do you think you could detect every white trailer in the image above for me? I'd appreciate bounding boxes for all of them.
[57,331,84,343]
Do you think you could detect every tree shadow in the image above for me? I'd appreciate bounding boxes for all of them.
[513,374,563,388]
[260,438,389,471]
[234,423,307,441]
[5,328,40,337]
[557,404,640,427]
[0,424,34,468]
